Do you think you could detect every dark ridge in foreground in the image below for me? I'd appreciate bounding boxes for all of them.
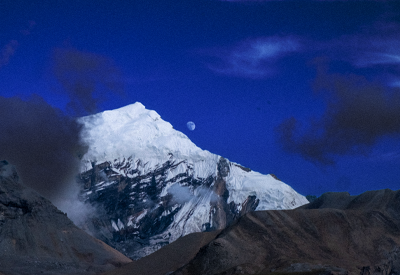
[171,189,400,275]
[106,188,400,275]
[0,161,132,275]
[101,230,221,275]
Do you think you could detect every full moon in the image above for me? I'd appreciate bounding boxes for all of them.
[187,121,195,131]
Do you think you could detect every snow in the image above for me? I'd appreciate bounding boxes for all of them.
[118,219,124,230]
[168,191,213,241]
[111,220,119,231]
[79,102,216,172]
[226,165,309,210]
[79,102,309,244]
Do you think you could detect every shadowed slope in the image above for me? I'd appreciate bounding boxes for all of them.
[101,230,221,275]
[170,189,400,275]
[0,161,132,275]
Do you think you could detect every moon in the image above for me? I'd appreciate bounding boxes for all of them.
[187,121,195,131]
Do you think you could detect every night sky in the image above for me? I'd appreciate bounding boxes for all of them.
[1,0,400,198]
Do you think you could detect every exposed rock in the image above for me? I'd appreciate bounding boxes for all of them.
[76,102,308,260]
[233,164,251,172]
[79,156,305,260]
[0,161,131,275]
[269,174,280,181]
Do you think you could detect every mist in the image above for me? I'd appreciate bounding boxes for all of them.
[168,184,194,204]
[168,183,219,204]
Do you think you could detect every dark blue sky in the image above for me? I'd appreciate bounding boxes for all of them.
[1,0,400,197]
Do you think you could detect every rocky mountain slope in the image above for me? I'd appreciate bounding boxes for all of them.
[0,160,132,275]
[101,230,222,275]
[77,103,309,260]
[169,189,400,275]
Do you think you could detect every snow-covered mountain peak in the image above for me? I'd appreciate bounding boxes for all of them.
[78,102,309,260]
[79,102,213,170]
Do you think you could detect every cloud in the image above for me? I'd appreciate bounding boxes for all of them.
[276,62,400,165]
[0,40,19,69]
[168,183,219,204]
[320,20,400,82]
[0,48,125,227]
[369,150,400,162]
[205,36,301,78]
[0,21,36,69]
[351,37,400,87]
[352,40,400,68]
[0,95,87,204]
[360,52,400,66]
[52,48,124,116]
[168,184,194,204]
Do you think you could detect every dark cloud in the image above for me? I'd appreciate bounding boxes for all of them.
[0,48,125,226]
[52,48,124,116]
[276,61,400,165]
[0,95,87,202]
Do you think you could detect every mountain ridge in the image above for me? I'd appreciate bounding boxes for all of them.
[0,160,132,275]
[170,188,400,275]
[100,188,400,275]
[77,102,309,259]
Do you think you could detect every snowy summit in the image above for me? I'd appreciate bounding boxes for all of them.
[78,102,309,259]
[80,102,212,166]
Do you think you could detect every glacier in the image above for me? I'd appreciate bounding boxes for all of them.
[77,102,309,259]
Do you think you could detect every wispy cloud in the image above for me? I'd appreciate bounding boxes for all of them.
[290,19,400,88]
[339,22,400,87]
[0,20,36,69]
[0,40,19,69]
[206,36,301,78]
[356,52,400,67]
[368,150,400,162]
[351,37,400,68]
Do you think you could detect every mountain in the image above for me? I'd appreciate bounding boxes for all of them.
[101,230,222,275]
[169,189,400,275]
[100,189,400,275]
[0,160,132,275]
[77,102,309,260]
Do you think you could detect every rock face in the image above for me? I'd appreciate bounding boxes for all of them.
[79,155,307,260]
[0,160,132,275]
[169,189,400,275]
[77,102,308,260]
